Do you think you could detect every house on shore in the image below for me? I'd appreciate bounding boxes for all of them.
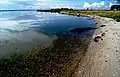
[110,5,120,10]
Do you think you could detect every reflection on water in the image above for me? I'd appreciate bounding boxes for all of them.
[0,11,96,56]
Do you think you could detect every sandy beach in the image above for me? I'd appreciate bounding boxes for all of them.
[73,16,120,77]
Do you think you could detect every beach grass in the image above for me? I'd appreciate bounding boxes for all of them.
[60,10,120,22]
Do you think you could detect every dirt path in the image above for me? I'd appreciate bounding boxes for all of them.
[73,16,120,77]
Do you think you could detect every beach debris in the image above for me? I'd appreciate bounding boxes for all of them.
[94,36,103,42]
[113,74,115,76]
[94,37,100,42]
[106,55,109,57]
[87,15,90,17]
[105,61,108,62]
[93,33,105,42]
[105,30,108,32]
[95,22,98,24]
[116,50,118,52]
[91,17,94,19]
[113,33,115,35]
[101,33,105,36]
[118,35,120,37]
[77,13,80,16]
[100,25,106,27]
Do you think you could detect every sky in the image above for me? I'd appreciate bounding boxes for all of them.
[0,0,120,10]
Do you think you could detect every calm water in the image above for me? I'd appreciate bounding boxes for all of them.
[0,11,96,56]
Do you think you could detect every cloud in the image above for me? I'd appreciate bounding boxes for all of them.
[115,0,120,2]
[35,1,82,9]
[83,2,90,9]
[0,0,118,10]
[0,0,13,4]
[83,1,105,9]
[0,0,80,9]
[0,0,36,9]
[109,2,113,7]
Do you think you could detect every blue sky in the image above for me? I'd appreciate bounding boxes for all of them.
[0,0,120,10]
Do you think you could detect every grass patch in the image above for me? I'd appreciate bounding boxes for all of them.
[60,10,120,22]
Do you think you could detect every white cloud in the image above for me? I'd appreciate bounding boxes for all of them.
[83,2,90,9]
[35,1,82,9]
[83,1,105,9]
[0,0,113,10]
[109,2,113,7]
[0,0,13,4]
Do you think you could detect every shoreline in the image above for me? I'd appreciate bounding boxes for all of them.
[1,10,120,77]
[73,16,120,77]
[0,28,94,76]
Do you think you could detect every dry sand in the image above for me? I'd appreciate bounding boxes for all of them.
[73,16,120,77]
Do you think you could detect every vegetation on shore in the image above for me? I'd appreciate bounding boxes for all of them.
[37,8,120,22]
[37,8,73,13]
[0,36,90,77]
[60,10,120,22]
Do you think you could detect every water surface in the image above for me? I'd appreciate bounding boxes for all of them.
[0,11,96,56]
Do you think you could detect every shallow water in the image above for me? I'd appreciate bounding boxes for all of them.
[0,11,96,56]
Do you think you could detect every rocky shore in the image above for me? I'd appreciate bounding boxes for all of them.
[73,16,120,77]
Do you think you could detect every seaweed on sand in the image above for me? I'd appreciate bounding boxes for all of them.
[0,35,91,77]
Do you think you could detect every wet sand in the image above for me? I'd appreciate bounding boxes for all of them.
[73,16,120,77]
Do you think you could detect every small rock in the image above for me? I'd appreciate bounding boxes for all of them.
[26,68,28,70]
[100,25,106,27]
[77,14,80,16]
[105,30,108,32]
[101,33,105,36]
[93,33,105,42]
[113,74,115,76]
[105,61,107,62]
[118,35,120,37]
[106,55,109,57]
[95,22,98,24]
[94,37,100,42]
[107,48,110,50]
